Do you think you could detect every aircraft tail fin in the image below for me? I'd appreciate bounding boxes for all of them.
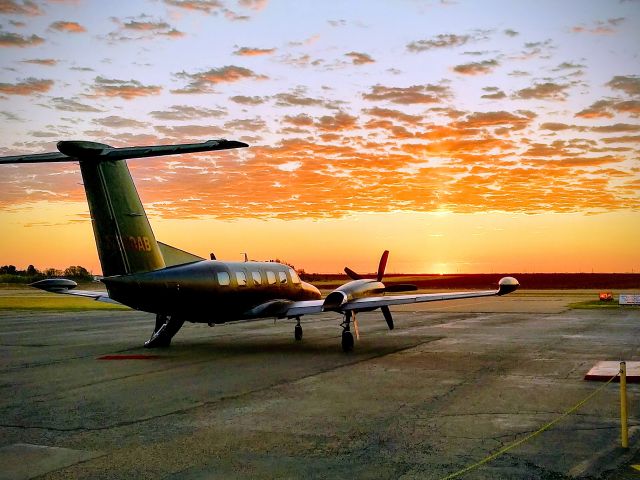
[158,242,205,267]
[0,139,247,276]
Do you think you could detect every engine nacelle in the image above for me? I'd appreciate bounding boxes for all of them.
[323,279,386,311]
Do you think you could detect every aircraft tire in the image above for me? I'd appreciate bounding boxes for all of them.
[294,324,303,341]
[341,330,354,352]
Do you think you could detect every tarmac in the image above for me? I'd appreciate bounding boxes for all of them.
[0,291,639,479]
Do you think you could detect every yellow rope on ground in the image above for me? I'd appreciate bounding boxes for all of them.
[440,371,620,480]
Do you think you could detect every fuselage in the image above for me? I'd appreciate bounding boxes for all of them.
[102,260,321,322]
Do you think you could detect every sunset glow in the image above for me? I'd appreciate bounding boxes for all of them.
[0,0,638,274]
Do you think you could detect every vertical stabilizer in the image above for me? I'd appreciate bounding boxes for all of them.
[80,159,164,277]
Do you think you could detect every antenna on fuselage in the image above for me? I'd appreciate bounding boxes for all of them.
[242,253,248,262]
[210,253,216,260]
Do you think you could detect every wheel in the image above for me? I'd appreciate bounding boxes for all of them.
[294,324,303,341]
[341,330,354,352]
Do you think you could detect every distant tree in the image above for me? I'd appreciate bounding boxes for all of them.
[26,264,39,276]
[63,265,92,280]
[0,265,17,275]
[44,268,63,277]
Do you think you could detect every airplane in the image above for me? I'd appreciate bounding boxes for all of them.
[0,139,519,352]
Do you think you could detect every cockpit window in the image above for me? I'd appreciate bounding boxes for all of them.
[217,271,230,286]
[252,271,262,285]
[278,271,287,284]
[266,271,276,285]
[236,271,247,286]
[289,268,301,284]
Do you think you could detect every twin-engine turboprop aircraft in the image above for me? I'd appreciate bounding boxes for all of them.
[0,139,519,352]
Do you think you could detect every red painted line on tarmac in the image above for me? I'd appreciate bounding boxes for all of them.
[98,354,162,360]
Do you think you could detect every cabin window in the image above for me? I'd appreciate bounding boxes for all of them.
[236,271,247,286]
[217,271,230,286]
[278,271,287,284]
[289,268,301,284]
[252,271,262,285]
[266,271,276,284]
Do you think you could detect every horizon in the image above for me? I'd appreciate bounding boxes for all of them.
[0,1,638,275]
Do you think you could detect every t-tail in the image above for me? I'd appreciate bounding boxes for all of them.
[0,139,248,277]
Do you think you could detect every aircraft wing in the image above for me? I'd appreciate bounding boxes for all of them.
[30,279,121,305]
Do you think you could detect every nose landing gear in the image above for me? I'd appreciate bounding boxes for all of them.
[294,317,303,341]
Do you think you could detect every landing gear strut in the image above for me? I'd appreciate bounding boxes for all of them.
[341,311,354,352]
[144,314,184,348]
[294,317,303,341]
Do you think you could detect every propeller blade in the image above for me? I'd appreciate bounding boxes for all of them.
[384,283,418,293]
[353,313,360,340]
[344,267,362,280]
[381,306,394,330]
[377,250,389,282]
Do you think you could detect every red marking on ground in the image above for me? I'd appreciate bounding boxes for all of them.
[98,354,162,360]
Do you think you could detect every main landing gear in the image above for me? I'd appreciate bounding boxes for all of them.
[294,317,303,341]
[340,311,355,352]
[144,314,184,348]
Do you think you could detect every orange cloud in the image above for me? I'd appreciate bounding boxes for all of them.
[0,78,53,95]
[230,95,266,105]
[345,51,375,65]
[173,66,267,94]
[163,0,224,13]
[233,46,276,56]
[514,82,569,101]
[606,75,640,96]
[363,84,450,104]
[21,58,57,66]
[0,0,42,16]
[407,33,470,52]
[0,30,44,47]
[571,17,625,35]
[49,21,86,33]
[149,105,226,120]
[453,59,499,75]
[238,0,268,10]
[363,107,422,124]
[89,76,162,100]
[575,99,640,119]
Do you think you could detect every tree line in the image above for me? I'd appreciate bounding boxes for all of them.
[0,265,94,283]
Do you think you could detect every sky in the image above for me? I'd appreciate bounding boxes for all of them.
[0,0,639,275]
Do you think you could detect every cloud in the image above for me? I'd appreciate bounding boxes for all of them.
[606,75,640,96]
[0,77,53,95]
[155,124,226,140]
[273,89,326,107]
[149,105,226,120]
[575,99,640,119]
[481,86,506,99]
[89,76,162,100]
[233,46,276,56]
[21,58,57,66]
[363,84,450,104]
[0,30,44,47]
[282,114,314,127]
[49,21,86,33]
[591,123,640,133]
[453,110,535,130]
[513,82,569,101]
[363,107,422,124]
[173,65,267,94]
[224,117,267,131]
[316,112,357,131]
[600,135,640,144]
[123,20,184,37]
[453,59,499,75]
[163,0,224,13]
[407,34,469,52]
[345,51,374,65]
[571,17,625,34]
[92,116,148,128]
[230,95,266,105]
[47,97,102,112]
[238,0,268,10]
[503,29,518,37]
[0,0,42,16]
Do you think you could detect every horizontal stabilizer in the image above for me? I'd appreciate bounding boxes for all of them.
[158,241,205,267]
[30,278,118,304]
[0,139,248,164]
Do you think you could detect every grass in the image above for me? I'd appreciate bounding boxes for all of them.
[568,300,636,309]
[0,295,129,311]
